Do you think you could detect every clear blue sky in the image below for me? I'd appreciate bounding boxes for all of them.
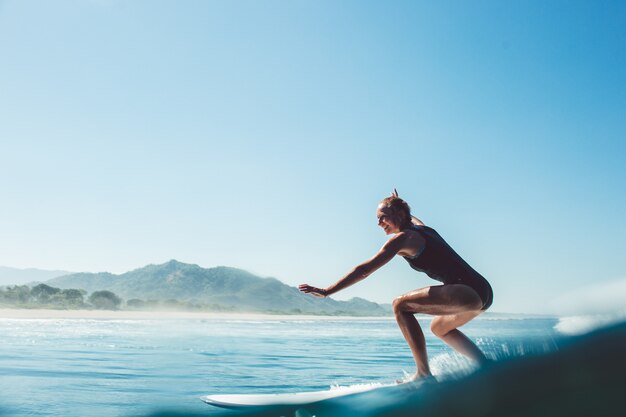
[1,0,624,313]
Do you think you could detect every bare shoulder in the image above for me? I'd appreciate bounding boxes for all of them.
[382,231,410,249]
[389,229,425,257]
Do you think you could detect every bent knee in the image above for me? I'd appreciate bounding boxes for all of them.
[392,297,405,315]
[393,295,428,317]
[392,296,416,315]
[430,320,451,338]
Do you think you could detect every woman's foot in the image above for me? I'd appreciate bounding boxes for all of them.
[396,372,435,384]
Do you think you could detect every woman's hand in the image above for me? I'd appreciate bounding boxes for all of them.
[298,284,328,298]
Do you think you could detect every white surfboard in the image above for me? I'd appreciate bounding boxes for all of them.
[202,383,395,409]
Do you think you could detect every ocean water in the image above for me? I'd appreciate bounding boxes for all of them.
[0,315,560,417]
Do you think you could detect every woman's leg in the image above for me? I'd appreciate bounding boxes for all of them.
[394,304,432,378]
[430,311,488,364]
[392,284,484,381]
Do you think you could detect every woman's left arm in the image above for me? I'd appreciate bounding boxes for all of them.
[299,234,406,298]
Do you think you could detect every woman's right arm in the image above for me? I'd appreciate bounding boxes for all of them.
[299,233,406,297]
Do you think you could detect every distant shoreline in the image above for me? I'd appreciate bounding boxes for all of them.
[0,308,396,320]
[0,308,554,320]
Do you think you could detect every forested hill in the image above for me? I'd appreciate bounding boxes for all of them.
[46,260,389,316]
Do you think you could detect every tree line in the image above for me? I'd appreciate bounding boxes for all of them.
[0,284,122,310]
[0,283,235,311]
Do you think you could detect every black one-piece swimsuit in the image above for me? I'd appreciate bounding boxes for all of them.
[402,225,493,310]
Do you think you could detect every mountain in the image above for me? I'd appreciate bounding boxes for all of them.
[47,260,389,316]
[0,266,73,286]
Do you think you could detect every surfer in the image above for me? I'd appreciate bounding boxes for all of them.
[299,190,493,382]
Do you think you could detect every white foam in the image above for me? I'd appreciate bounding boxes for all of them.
[554,313,626,335]
[429,352,476,381]
[329,382,386,391]
[550,277,626,335]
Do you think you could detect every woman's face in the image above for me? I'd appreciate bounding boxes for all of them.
[376,205,401,235]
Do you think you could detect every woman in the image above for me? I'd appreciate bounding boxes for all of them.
[298,190,493,382]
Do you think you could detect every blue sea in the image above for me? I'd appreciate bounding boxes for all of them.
[0,314,561,417]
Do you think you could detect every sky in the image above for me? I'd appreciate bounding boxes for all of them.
[0,0,624,314]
